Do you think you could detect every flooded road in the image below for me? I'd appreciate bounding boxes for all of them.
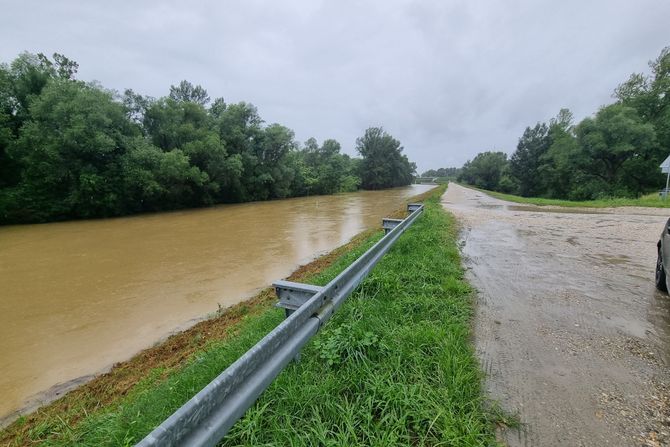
[0,184,434,422]
[443,184,670,446]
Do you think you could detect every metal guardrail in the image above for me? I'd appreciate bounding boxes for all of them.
[136,203,425,447]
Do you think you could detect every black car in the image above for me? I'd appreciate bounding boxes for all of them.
[656,218,670,292]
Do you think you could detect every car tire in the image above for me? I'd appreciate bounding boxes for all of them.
[656,249,668,292]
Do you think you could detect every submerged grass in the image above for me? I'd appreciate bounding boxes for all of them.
[483,188,670,209]
[3,186,496,446]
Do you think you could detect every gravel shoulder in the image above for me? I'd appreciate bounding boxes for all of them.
[443,183,670,446]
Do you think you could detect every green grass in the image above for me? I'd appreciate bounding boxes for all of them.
[483,189,670,208]
[18,192,496,446]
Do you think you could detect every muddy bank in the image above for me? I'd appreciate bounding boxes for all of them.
[443,183,670,446]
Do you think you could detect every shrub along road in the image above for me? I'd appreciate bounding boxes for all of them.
[444,183,670,446]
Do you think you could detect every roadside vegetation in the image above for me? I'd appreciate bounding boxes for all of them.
[480,188,670,209]
[455,46,670,202]
[0,52,415,225]
[0,186,500,446]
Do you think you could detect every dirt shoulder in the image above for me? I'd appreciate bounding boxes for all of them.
[443,183,670,446]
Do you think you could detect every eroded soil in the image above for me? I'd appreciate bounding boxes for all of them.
[443,184,670,446]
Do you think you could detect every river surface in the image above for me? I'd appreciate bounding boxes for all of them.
[0,185,434,422]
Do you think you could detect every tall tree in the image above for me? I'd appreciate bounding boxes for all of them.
[356,127,415,189]
[615,47,670,160]
[7,80,137,221]
[299,137,359,195]
[168,80,210,106]
[143,94,244,203]
[536,109,582,198]
[509,123,550,196]
[120,137,209,212]
[576,104,657,196]
[458,152,509,190]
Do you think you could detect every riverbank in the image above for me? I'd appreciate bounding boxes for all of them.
[0,185,435,423]
[0,186,503,445]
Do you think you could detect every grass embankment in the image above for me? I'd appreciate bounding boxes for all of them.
[483,189,670,209]
[2,186,497,446]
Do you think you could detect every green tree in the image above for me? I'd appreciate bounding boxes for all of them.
[356,127,415,189]
[0,64,17,188]
[615,46,670,161]
[122,88,153,125]
[256,123,298,199]
[536,109,582,198]
[0,52,79,190]
[144,92,245,203]
[300,137,360,195]
[120,137,209,211]
[421,167,461,180]
[169,80,210,106]
[144,97,211,151]
[7,80,136,221]
[509,123,550,196]
[210,102,265,201]
[576,104,657,197]
[458,151,509,190]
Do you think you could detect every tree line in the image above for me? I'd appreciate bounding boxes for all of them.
[457,46,670,199]
[0,53,416,224]
[419,167,461,181]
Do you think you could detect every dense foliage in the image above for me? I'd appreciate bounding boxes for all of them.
[355,127,416,189]
[420,167,461,181]
[459,152,510,191]
[0,53,415,224]
[458,47,670,200]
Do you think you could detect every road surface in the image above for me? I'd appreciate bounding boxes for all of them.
[443,184,670,446]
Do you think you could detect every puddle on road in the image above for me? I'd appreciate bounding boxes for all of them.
[506,205,612,215]
[593,253,632,266]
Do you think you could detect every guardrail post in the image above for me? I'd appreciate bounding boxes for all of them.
[407,203,421,213]
[382,218,403,234]
[274,280,324,318]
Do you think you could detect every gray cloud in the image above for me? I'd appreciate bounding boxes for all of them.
[1,0,668,172]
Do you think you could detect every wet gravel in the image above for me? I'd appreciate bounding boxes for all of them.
[443,184,670,446]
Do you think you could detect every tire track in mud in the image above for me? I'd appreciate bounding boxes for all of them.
[443,184,670,447]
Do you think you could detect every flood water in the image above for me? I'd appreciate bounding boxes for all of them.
[0,185,434,421]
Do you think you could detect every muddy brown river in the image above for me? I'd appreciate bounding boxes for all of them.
[444,184,670,446]
[0,185,434,423]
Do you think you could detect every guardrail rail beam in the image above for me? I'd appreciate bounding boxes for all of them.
[136,203,424,447]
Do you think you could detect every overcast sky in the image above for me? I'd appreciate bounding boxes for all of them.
[1,0,668,172]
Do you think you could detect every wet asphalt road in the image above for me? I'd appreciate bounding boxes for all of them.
[442,184,670,446]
